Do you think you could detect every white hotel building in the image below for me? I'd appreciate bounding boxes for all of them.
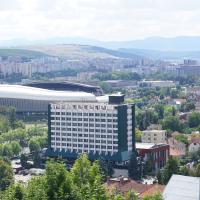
[47,95,135,163]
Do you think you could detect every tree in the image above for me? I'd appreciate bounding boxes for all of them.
[143,192,163,200]
[135,129,142,142]
[99,159,114,179]
[2,144,13,158]
[8,107,16,129]
[156,170,163,185]
[0,116,9,133]
[180,102,195,112]
[0,184,25,200]
[162,156,180,184]
[162,116,182,132]
[188,112,200,128]
[0,159,14,191]
[71,154,108,200]
[144,160,153,174]
[46,161,76,200]
[10,141,21,156]
[175,135,188,145]
[29,138,41,153]
[20,154,28,168]
[195,163,200,177]
[26,177,48,200]
[128,153,140,180]
[179,166,190,176]
[154,104,164,119]
[126,190,138,200]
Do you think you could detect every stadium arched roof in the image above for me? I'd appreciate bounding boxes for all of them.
[0,85,97,102]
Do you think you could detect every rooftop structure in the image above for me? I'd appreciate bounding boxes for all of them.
[25,81,104,96]
[163,175,200,200]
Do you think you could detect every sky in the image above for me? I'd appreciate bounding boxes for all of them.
[1,0,200,41]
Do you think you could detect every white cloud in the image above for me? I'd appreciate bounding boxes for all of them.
[0,0,200,41]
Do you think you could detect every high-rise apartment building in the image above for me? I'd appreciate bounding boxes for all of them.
[47,95,135,164]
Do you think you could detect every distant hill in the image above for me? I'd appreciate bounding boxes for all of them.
[16,44,142,60]
[2,36,200,52]
[119,48,200,60]
[0,49,49,58]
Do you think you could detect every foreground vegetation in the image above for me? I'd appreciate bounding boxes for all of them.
[0,154,163,200]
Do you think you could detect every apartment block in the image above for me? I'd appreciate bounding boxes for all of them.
[142,130,167,144]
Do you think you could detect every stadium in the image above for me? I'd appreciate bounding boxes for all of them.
[0,84,102,112]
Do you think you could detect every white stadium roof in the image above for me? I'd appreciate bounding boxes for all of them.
[0,84,97,102]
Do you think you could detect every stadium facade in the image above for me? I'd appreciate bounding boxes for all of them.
[0,84,98,112]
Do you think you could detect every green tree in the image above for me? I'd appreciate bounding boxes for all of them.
[135,129,142,142]
[126,190,138,200]
[0,184,25,200]
[143,192,163,200]
[128,153,140,180]
[188,112,200,128]
[20,154,28,169]
[175,135,188,145]
[162,116,182,132]
[179,166,190,176]
[3,144,13,158]
[46,161,76,200]
[156,170,163,185]
[162,156,180,184]
[29,138,41,153]
[10,141,21,156]
[8,107,16,129]
[99,159,114,179]
[0,159,14,191]
[26,177,48,200]
[0,116,9,133]
[154,104,164,119]
[195,163,200,177]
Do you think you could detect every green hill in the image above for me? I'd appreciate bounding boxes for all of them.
[0,49,49,59]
